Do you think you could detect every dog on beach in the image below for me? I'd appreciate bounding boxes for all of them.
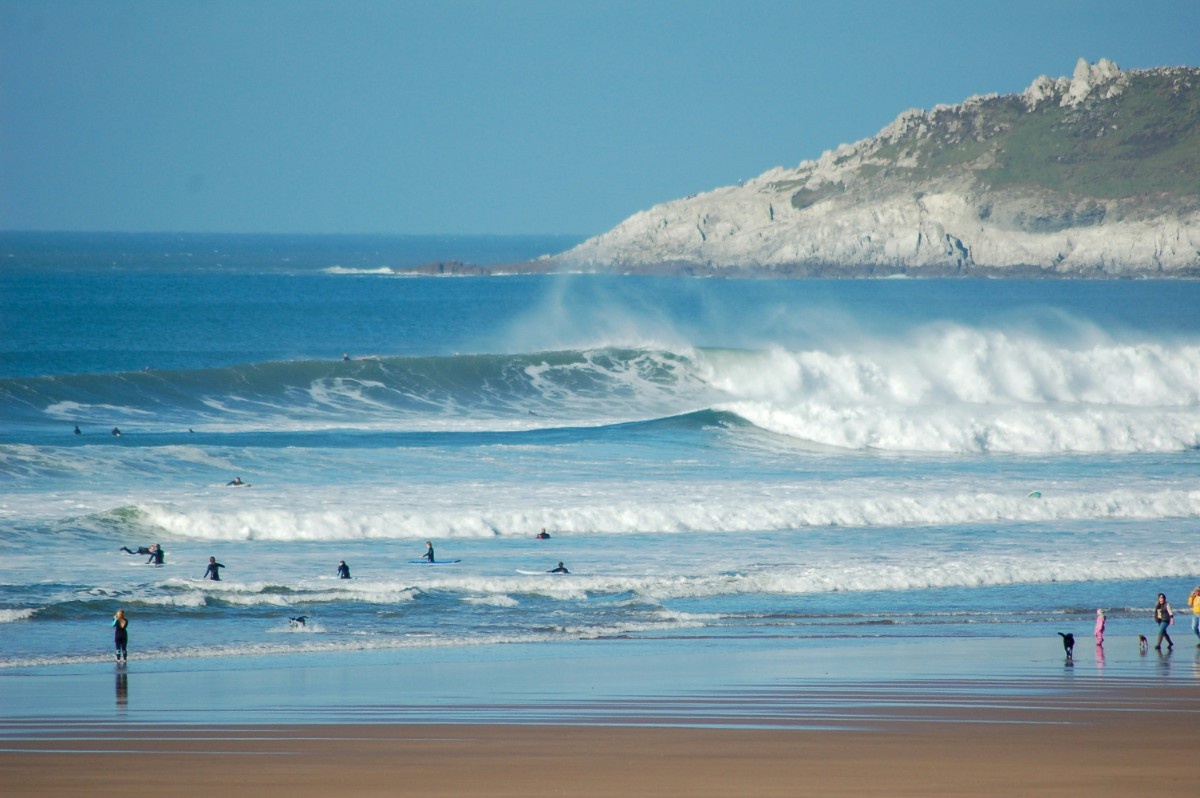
[1057,632,1075,660]
[289,616,308,628]
[1138,634,1148,653]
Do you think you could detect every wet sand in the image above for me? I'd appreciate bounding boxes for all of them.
[4,678,1200,797]
[3,638,1199,795]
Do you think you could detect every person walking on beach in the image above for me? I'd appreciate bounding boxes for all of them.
[1188,586,1200,647]
[1094,608,1105,645]
[112,609,129,663]
[1153,592,1174,651]
[337,560,351,579]
[202,556,225,581]
[422,541,435,562]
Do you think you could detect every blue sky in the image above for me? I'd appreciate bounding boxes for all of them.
[2,0,1197,236]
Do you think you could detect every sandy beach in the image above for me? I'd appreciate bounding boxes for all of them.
[3,638,1199,796]
[4,682,1198,797]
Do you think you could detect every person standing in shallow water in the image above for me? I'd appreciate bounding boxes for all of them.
[203,556,225,581]
[1153,592,1174,651]
[337,560,351,579]
[1188,586,1200,647]
[112,609,129,662]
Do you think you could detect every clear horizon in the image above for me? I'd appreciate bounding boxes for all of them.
[2,0,1198,237]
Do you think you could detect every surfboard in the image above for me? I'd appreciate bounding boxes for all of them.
[516,569,568,575]
[408,558,461,564]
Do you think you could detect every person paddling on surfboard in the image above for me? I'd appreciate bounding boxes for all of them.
[548,562,569,574]
[422,541,435,563]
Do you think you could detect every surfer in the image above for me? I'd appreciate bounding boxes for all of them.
[422,541,435,563]
[121,545,153,556]
[112,609,128,663]
[226,476,245,487]
[548,562,569,574]
[202,556,226,581]
[148,544,164,565]
[111,427,121,437]
[337,560,351,579]
[74,424,81,435]
[535,528,551,539]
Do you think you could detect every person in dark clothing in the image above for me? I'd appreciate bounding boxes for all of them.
[337,560,351,579]
[202,556,225,581]
[148,544,164,565]
[548,562,569,574]
[422,541,435,562]
[112,609,129,662]
[121,545,153,556]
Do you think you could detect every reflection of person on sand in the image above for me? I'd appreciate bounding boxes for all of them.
[226,476,244,486]
[548,561,569,574]
[535,528,551,539]
[112,609,129,662]
[337,560,351,579]
[422,541,435,562]
[203,556,226,581]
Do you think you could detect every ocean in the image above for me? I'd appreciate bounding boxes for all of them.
[2,232,1199,672]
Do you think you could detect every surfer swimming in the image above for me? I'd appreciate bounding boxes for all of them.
[202,556,226,581]
[111,427,121,437]
[121,545,153,556]
[535,528,551,539]
[226,476,245,487]
[337,560,351,579]
[422,541,435,563]
[74,424,81,435]
[548,562,569,574]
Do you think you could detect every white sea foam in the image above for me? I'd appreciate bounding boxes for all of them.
[0,608,38,623]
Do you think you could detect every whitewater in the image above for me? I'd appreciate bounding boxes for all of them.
[1,233,1198,669]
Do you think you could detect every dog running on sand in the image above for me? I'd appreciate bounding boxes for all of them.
[1138,634,1148,653]
[1057,632,1075,660]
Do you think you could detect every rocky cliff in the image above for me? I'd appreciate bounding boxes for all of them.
[553,59,1200,277]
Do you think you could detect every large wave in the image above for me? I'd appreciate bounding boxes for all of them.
[3,328,1198,452]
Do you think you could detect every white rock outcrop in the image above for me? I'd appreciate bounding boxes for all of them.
[555,59,1200,277]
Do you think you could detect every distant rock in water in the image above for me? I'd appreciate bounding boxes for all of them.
[553,58,1200,278]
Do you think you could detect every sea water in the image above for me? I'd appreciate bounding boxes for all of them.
[1,233,1199,669]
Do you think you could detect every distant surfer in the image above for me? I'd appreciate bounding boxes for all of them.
[535,528,551,539]
[337,560,351,579]
[343,353,350,361]
[226,476,245,487]
[202,556,226,581]
[148,544,164,565]
[548,562,569,574]
[121,545,153,556]
[422,541,435,563]
[111,427,121,437]
[74,424,81,435]
[289,616,308,628]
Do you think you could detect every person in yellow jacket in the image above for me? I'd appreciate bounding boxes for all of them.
[1189,586,1200,647]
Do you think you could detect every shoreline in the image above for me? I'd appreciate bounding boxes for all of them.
[4,637,1199,795]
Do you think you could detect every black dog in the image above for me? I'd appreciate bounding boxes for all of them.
[289,616,308,628]
[1057,632,1075,659]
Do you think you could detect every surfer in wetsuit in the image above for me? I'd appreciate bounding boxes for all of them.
[337,560,351,579]
[74,424,81,435]
[112,609,128,662]
[111,427,121,437]
[226,476,244,487]
[422,541,435,562]
[121,545,153,556]
[535,528,551,539]
[202,556,225,581]
[148,544,164,565]
[548,562,569,574]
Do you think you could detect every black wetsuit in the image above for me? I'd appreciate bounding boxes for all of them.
[203,562,225,580]
[337,562,351,579]
[149,547,164,565]
[423,546,435,562]
[112,618,128,661]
